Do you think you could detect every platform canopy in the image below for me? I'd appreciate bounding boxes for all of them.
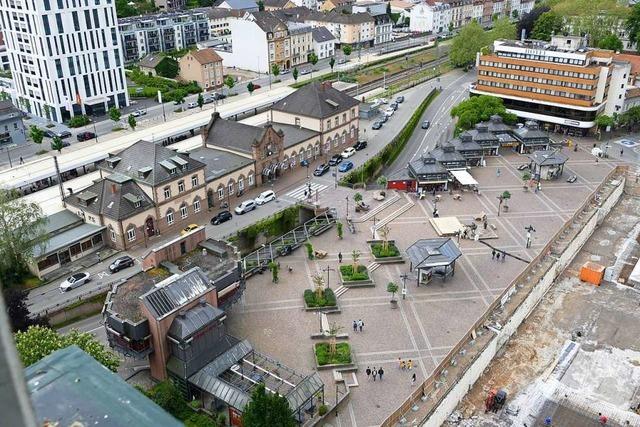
[450,170,478,186]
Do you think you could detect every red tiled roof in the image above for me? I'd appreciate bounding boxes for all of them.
[615,53,640,76]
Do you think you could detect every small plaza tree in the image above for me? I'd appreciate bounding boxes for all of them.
[128,114,137,130]
[312,273,325,300]
[328,321,343,357]
[268,261,279,283]
[351,249,361,273]
[336,222,343,239]
[378,225,391,251]
[387,282,399,302]
[353,192,363,203]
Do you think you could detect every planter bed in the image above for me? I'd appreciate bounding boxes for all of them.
[339,265,374,287]
[303,288,338,311]
[368,241,404,264]
[314,342,355,370]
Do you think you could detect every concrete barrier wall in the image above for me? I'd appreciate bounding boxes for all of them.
[423,177,626,427]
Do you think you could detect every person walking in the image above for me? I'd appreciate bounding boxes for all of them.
[366,366,371,380]
[372,368,378,381]
[491,249,496,260]
[411,372,416,385]
[358,319,364,332]
[400,360,406,370]
[378,367,384,381]
[338,252,343,263]
[501,251,506,262]
[495,252,500,261]
[398,358,403,369]
[496,168,501,177]
[19,156,24,165]
[407,359,413,370]
[620,149,624,157]
[353,320,358,333]
[599,413,608,425]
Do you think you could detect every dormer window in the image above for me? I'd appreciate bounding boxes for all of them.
[134,201,141,208]
[170,167,177,175]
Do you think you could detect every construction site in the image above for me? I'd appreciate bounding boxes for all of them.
[447,173,640,427]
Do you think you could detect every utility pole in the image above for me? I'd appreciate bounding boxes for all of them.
[400,273,408,300]
[322,265,335,290]
[54,155,65,207]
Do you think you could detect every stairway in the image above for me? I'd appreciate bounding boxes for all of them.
[353,193,401,223]
[334,285,349,299]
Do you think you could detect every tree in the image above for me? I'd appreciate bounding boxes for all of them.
[598,33,623,52]
[3,288,49,332]
[43,105,52,123]
[378,225,391,252]
[51,136,64,153]
[128,114,137,130]
[489,17,516,42]
[626,3,640,49]
[511,9,518,19]
[386,1,391,15]
[448,22,454,33]
[173,90,186,106]
[342,45,352,57]
[247,81,255,94]
[376,175,388,188]
[450,95,517,135]
[353,192,363,202]
[268,261,279,283]
[271,63,280,79]
[531,12,564,41]
[109,106,121,124]
[449,21,487,68]
[197,93,204,110]
[224,75,235,95]
[155,57,179,78]
[0,190,47,287]
[327,321,342,356]
[292,67,299,82]
[14,326,120,372]
[517,5,550,40]
[387,282,399,302]
[329,57,335,72]
[309,53,318,78]
[257,0,264,11]
[242,383,295,427]
[595,114,614,132]
[351,249,361,274]
[312,274,325,300]
[29,125,44,145]
[336,222,343,239]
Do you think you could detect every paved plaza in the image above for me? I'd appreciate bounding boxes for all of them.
[224,146,624,426]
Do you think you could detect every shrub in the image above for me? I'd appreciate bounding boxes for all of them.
[339,265,368,281]
[304,288,336,308]
[67,115,91,128]
[371,243,400,258]
[318,405,328,416]
[336,222,343,239]
[315,342,352,365]
[305,242,314,259]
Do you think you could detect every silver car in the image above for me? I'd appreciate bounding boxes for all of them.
[59,272,91,292]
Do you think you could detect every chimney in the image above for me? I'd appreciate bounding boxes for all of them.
[111,183,117,194]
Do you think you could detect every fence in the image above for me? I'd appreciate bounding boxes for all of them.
[34,277,128,317]
[381,165,628,426]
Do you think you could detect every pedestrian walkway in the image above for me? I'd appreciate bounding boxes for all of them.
[284,182,328,201]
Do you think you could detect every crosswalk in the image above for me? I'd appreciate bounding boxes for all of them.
[284,182,328,201]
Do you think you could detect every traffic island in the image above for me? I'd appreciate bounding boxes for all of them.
[303,288,339,312]
[368,239,405,264]
[314,342,355,370]
[339,264,375,287]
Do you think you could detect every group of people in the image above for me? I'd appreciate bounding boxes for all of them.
[352,319,365,333]
[491,249,507,262]
[365,366,384,381]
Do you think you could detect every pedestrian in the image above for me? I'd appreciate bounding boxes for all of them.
[358,319,364,332]
[495,252,500,261]
[537,182,541,192]
[398,358,403,369]
[366,366,371,380]
[599,413,608,425]
[620,149,624,157]
[483,220,488,230]
[96,251,101,262]
[411,372,416,385]
[501,251,506,262]
[596,157,599,165]
[372,368,378,381]
[304,190,308,198]
[496,168,501,177]
[19,156,24,164]
[401,360,406,370]
[338,252,343,263]
[407,359,413,370]
[353,320,358,332]
[491,249,496,260]
[378,367,384,381]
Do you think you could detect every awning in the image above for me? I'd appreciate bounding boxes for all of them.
[450,170,478,186]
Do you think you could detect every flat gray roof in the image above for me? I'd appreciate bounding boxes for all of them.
[189,147,254,182]
[33,222,105,259]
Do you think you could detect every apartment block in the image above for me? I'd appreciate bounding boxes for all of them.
[472,36,623,133]
[0,0,129,122]
[119,9,210,62]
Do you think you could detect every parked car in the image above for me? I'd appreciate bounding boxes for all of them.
[338,58,347,64]
[255,190,276,205]
[300,159,310,167]
[372,121,383,130]
[211,210,233,225]
[313,163,330,176]
[383,108,395,117]
[379,114,388,123]
[180,224,200,235]
[517,164,529,171]
[328,154,343,166]
[338,160,354,172]
[252,84,262,90]
[341,147,356,158]
[59,272,90,292]
[51,140,71,149]
[235,200,256,215]
[354,140,367,151]
[76,131,96,142]
[203,96,215,104]
[390,102,398,111]
[300,69,311,75]
[213,92,226,100]
[131,109,147,117]
[109,256,134,273]
[421,120,430,129]
[187,101,198,109]
[396,96,405,103]
[44,129,72,138]
[281,69,291,75]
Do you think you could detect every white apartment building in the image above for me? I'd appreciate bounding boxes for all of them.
[472,0,484,23]
[207,8,242,43]
[410,1,452,34]
[604,60,632,116]
[289,23,313,67]
[118,9,210,63]
[311,26,336,59]
[0,0,129,123]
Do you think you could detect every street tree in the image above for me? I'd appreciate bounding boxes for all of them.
[257,0,264,11]
[449,21,487,68]
[531,11,564,41]
[342,45,352,57]
[14,326,120,372]
[3,288,48,332]
[197,93,204,110]
[595,114,614,133]
[329,57,335,72]
[309,53,318,78]
[43,105,52,123]
[271,63,280,79]
[517,5,550,39]
[224,75,235,95]
[598,33,623,52]
[128,114,137,130]
[51,136,64,153]
[489,17,516,41]
[108,106,121,125]
[351,249,361,274]
[292,67,299,82]
[627,3,640,49]
[247,81,255,94]
[450,95,517,135]
[29,125,44,145]
[511,9,518,19]
[387,282,399,302]
[268,261,279,283]
[242,383,295,427]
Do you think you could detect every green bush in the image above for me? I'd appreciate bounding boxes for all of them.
[341,89,439,185]
[127,68,202,99]
[155,57,179,78]
[67,115,91,128]
[304,288,336,308]
[305,242,314,259]
[237,205,301,248]
[339,265,369,281]
[318,404,328,416]
[315,342,352,366]
[371,243,400,258]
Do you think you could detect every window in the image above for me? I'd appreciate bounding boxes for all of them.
[228,182,234,195]
[218,186,224,200]
[238,178,244,191]
[191,175,198,187]
[178,181,185,193]
[166,210,174,225]
[109,227,116,242]
[180,205,188,219]
[164,187,171,199]
[194,199,201,213]
[295,117,300,126]
[248,174,254,186]
[127,228,136,242]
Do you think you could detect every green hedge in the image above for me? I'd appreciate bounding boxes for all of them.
[236,205,301,249]
[67,115,91,128]
[341,88,440,185]
[339,265,369,281]
[303,288,336,308]
[315,342,352,366]
[371,243,400,258]
[127,68,201,100]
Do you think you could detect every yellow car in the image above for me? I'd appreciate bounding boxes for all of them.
[180,224,200,236]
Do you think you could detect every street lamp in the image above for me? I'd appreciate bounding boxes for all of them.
[345,196,349,219]
[372,215,377,239]
[400,273,408,300]
[321,265,335,290]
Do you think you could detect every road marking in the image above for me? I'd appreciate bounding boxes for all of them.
[97,271,110,279]
[284,182,328,201]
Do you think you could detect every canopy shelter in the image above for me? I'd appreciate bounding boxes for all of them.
[528,150,568,181]
[406,238,462,285]
[450,170,478,187]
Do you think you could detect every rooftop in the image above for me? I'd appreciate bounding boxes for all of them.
[529,149,569,166]
[406,238,462,269]
[189,147,254,182]
[312,26,337,43]
[188,48,223,65]
[139,54,164,69]
[25,346,182,427]
[270,122,320,148]
[108,269,172,322]
[272,81,359,119]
